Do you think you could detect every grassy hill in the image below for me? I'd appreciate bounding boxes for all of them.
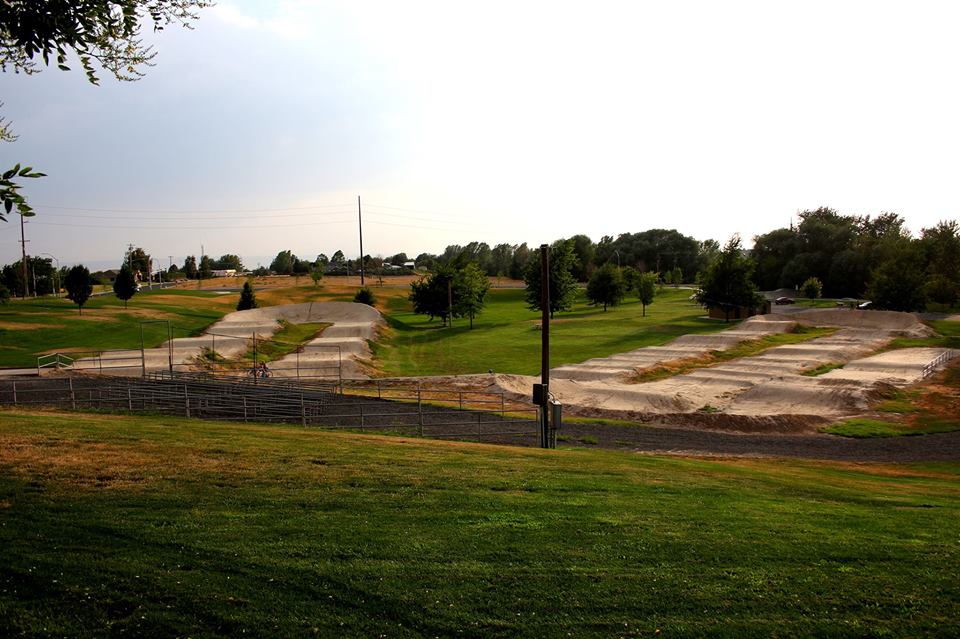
[1,409,958,637]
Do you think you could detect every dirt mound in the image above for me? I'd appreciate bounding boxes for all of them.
[789,308,931,335]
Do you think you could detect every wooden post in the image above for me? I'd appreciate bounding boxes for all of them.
[183,384,191,417]
[127,387,132,411]
[243,395,248,422]
[68,377,76,410]
[12,381,17,406]
[417,384,423,436]
[300,391,306,427]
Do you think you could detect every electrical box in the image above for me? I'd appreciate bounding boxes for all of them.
[549,398,562,431]
[532,383,547,405]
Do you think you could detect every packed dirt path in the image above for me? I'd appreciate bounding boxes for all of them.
[492,309,957,425]
[70,302,383,378]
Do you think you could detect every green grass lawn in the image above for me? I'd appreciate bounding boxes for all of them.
[0,289,238,368]
[374,287,731,376]
[0,410,958,637]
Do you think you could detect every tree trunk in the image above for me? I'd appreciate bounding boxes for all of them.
[642,303,646,317]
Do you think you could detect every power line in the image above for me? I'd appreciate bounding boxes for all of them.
[33,203,354,214]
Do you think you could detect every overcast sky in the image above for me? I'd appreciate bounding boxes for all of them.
[2,0,959,270]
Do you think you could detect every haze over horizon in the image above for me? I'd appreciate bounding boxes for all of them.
[2,0,959,270]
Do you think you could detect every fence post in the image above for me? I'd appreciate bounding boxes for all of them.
[11,381,16,406]
[127,387,133,412]
[359,402,364,431]
[183,384,191,418]
[243,396,248,422]
[300,391,306,427]
[417,383,423,436]
[68,377,76,410]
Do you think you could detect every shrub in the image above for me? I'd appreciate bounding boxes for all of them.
[353,287,376,306]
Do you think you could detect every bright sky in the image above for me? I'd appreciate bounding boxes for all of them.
[2,0,959,270]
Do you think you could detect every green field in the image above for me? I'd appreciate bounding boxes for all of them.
[0,410,958,637]
[1,286,731,376]
[0,289,238,368]
[374,287,730,376]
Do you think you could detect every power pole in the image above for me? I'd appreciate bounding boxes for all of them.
[19,213,29,298]
[538,244,552,448]
[357,195,365,286]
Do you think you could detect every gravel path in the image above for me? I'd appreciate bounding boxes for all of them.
[556,421,960,462]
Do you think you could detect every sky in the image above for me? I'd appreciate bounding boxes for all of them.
[2,0,960,271]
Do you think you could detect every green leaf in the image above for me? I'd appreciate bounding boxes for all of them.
[4,199,12,214]
[18,166,32,176]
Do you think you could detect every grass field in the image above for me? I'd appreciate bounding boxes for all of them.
[0,289,238,368]
[0,410,958,637]
[822,364,960,438]
[373,287,730,376]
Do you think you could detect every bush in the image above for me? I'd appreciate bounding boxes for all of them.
[801,276,822,301]
[353,287,376,306]
[237,281,258,311]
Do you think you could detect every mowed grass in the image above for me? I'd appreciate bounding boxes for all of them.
[374,287,729,376]
[822,364,960,437]
[0,289,238,368]
[0,410,958,637]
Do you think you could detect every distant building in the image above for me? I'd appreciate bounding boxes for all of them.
[211,269,237,278]
[403,260,416,270]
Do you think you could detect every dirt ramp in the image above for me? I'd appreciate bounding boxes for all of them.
[790,308,931,335]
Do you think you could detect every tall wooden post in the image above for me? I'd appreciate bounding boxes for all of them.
[539,244,550,448]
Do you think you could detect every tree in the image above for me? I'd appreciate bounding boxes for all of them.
[0,163,44,221]
[237,280,257,311]
[270,250,295,275]
[621,266,640,294]
[568,234,596,281]
[64,264,92,314]
[331,250,346,264]
[315,253,330,268]
[409,268,455,325]
[0,281,9,304]
[638,272,657,317]
[523,240,578,318]
[671,266,683,287]
[113,264,137,308]
[867,249,927,312]
[310,268,323,287]
[183,255,197,279]
[695,236,764,322]
[1,1,211,218]
[585,263,625,311]
[453,263,490,328]
[353,287,376,306]
[801,277,822,301]
[123,245,150,277]
[198,255,213,279]
[213,254,243,271]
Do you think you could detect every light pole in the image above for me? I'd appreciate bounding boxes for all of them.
[40,253,60,298]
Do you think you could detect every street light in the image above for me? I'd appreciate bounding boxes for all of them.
[40,252,60,298]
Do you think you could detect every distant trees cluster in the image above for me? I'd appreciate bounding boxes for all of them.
[752,208,960,310]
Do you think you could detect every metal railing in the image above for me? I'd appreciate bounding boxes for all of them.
[37,352,74,373]
[922,349,959,378]
[0,374,538,443]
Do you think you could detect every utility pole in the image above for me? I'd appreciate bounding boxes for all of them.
[19,213,29,298]
[534,243,553,449]
[357,195,365,286]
